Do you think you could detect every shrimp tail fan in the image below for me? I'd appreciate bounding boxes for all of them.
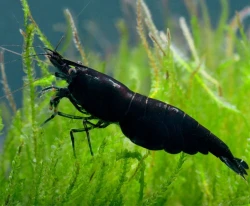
[220,157,249,179]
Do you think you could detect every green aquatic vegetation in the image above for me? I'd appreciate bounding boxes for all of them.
[0,0,250,205]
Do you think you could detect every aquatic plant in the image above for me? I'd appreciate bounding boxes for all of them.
[0,0,249,205]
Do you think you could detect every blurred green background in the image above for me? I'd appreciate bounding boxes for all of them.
[0,0,250,205]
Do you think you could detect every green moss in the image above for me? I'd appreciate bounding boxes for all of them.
[1,0,249,205]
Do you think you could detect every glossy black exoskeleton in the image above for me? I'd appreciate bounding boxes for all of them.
[40,46,249,179]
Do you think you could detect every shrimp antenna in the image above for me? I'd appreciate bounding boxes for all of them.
[54,36,65,51]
